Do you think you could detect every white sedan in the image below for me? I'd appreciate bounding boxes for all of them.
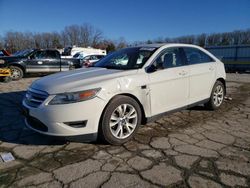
[23,44,226,145]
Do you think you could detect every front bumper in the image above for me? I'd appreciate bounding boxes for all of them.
[22,96,106,137]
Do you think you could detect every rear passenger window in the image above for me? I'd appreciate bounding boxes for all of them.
[183,47,214,65]
[46,51,60,59]
[84,56,90,60]
[90,56,98,60]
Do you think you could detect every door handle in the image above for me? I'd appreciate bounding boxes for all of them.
[178,71,188,76]
[209,67,214,71]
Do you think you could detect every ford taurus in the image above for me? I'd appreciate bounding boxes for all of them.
[23,44,226,145]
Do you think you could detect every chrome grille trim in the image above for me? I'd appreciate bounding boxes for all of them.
[24,88,48,108]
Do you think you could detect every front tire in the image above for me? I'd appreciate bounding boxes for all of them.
[205,80,225,110]
[10,66,24,80]
[99,95,142,145]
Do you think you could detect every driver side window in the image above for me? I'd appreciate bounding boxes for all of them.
[154,48,184,69]
[30,51,44,59]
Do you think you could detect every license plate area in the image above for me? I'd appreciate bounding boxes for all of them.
[22,107,30,117]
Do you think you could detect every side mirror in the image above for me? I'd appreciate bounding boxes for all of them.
[146,64,157,73]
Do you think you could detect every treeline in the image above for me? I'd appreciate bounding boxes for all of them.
[0,23,249,53]
[0,23,126,53]
[134,29,250,47]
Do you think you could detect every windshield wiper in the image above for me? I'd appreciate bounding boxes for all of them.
[95,65,124,70]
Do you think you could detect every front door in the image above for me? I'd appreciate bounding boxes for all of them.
[148,47,189,116]
[26,50,61,73]
[25,50,47,73]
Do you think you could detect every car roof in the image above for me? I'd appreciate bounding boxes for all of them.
[136,43,166,48]
[136,43,201,48]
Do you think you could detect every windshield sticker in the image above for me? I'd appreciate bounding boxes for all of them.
[139,47,156,51]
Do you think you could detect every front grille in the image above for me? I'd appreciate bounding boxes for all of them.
[26,116,48,132]
[24,88,48,108]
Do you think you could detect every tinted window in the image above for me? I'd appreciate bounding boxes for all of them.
[83,56,90,60]
[90,55,98,60]
[46,50,60,59]
[183,47,214,64]
[14,49,34,57]
[154,48,184,69]
[73,52,80,58]
[31,51,45,59]
[31,50,60,59]
[97,55,104,59]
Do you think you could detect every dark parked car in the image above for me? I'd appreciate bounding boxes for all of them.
[0,49,81,80]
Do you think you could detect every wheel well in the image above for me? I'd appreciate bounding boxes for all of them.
[119,93,147,125]
[9,64,25,74]
[100,93,147,127]
[217,78,226,95]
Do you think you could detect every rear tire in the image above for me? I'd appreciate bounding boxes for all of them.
[10,66,23,80]
[99,95,141,145]
[205,80,225,110]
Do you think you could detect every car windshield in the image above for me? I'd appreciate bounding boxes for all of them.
[94,47,158,70]
[13,49,34,57]
[73,52,80,58]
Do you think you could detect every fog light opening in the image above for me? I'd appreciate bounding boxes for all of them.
[64,120,87,128]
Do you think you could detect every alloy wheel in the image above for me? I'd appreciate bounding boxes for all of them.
[10,67,21,79]
[213,85,224,107]
[109,104,138,139]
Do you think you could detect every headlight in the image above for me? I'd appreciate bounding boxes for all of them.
[0,59,5,64]
[49,88,101,105]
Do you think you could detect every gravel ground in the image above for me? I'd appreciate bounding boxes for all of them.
[0,73,250,187]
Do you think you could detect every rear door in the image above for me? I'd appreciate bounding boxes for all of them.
[43,50,62,72]
[148,47,189,116]
[182,47,216,104]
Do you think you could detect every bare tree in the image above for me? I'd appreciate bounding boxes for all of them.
[91,29,103,48]
[2,25,250,54]
[4,32,20,52]
[33,33,42,48]
[64,25,81,46]
[51,32,62,48]
[154,37,164,43]
[79,24,92,47]
[174,35,195,44]
[61,23,103,47]
[196,33,206,47]
[60,31,69,47]
[0,35,4,49]
[241,29,250,44]
[96,40,116,53]
[115,37,128,49]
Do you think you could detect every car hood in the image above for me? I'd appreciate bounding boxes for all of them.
[31,67,137,94]
[0,56,24,63]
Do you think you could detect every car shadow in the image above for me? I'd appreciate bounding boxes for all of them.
[0,91,66,146]
[187,105,209,111]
